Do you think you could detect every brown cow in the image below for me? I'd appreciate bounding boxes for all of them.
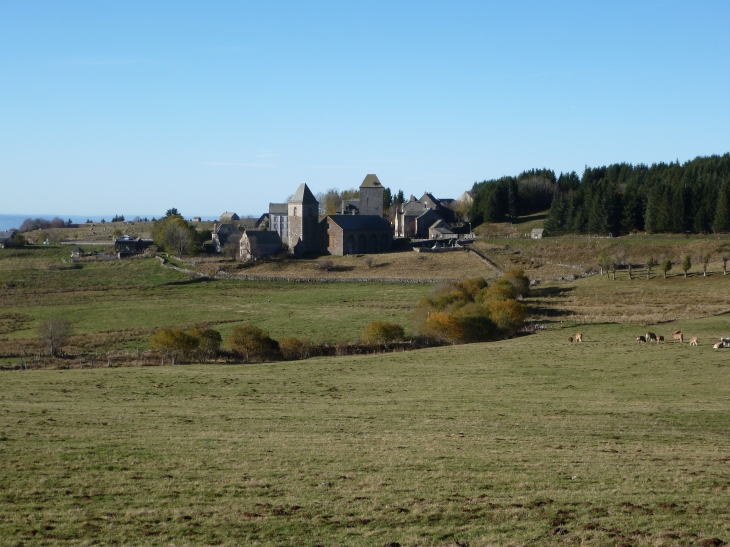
[636,335,647,343]
[646,332,657,343]
[689,336,699,346]
[657,335,664,343]
[672,332,683,343]
[713,341,725,349]
[575,332,583,343]
[568,336,574,344]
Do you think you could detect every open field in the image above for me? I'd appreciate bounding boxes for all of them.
[192,250,498,281]
[2,316,730,546]
[0,248,435,356]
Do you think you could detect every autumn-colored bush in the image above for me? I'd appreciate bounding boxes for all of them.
[361,321,405,347]
[188,328,222,360]
[279,337,312,360]
[502,268,530,297]
[456,313,498,343]
[226,325,279,362]
[150,328,199,364]
[475,279,518,305]
[487,299,525,335]
[423,312,464,343]
[457,277,488,299]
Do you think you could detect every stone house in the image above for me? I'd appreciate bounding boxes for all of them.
[220,212,240,222]
[395,193,456,238]
[211,222,241,253]
[71,247,85,258]
[332,174,385,216]
[0,230,18,249]
[322,215,393,255]
[531,228,545,239]
[239,230,282,261]
[429,219,455,240]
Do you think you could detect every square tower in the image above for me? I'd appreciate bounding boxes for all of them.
[359,174,384,217]
[287,183,320,256]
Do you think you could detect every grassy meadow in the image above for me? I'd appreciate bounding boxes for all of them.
[2,317,730,546]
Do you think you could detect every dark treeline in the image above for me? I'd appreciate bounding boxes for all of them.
[470,154,730,235]
[471,169,557,223]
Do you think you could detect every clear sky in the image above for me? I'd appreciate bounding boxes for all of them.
[1,1,728,218]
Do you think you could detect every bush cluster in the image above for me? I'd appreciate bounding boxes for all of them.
[415,270,528,343]
[150,327,222,364]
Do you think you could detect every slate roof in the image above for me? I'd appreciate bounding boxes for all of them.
[220,212,240,221]
[289,183,318,204]
[0,230,17,240]
[245,230,283,245]
[429,219,453,233]
[269,203,288,215]
[327,215,392,231]
[360,174,382,188]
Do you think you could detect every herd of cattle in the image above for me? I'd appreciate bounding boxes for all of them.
[569,331,730,349]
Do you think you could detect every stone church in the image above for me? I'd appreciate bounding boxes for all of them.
[260,175,394,257]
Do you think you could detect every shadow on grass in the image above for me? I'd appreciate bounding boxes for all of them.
[163,277,219,286]
[529,286,575,298]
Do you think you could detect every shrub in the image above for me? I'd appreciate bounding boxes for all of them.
[37,317,72,356]
[487,299,525,335]
[150,328,199,364]
[423,312,464,343]
[361,321,405,347]
[458,277,488,299]
[226,325,279,361]
[457,313,498,343]
[476,279,518,305]
[189,328,222,360]
[279,337,311,360]
[503,268,530,296]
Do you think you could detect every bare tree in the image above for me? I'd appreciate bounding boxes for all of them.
[37,318,72,356]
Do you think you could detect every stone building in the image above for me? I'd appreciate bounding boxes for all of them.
[429,219,456,240]
[322,215,393,255]
[394,192,456,238]
[220,212,240,222]
[240,230,282,261]
[332,174,385,217]
[287,183,320,257]
[211,222,241,253]
[268,203,288,243]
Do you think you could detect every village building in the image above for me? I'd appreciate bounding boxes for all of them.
[211,222,241,253]
[71,247,85,258]
[332,174,386,217]
[268,203,289,243]
[287,183,320,257]
[531,228,545,239]
[338,200,360,215]
[220,212,240,222]
[192,216,202,223]
[254,213,269,229]
[0,230,18,249]
[114,236,148,258]
[394,192,457,238]
[322,215,393,255]
[429,219,455,240]
[239,230,283,261]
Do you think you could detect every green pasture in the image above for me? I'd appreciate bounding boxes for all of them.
[1,316,730,545]
[0,248,432,349]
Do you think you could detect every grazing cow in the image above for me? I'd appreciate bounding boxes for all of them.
[657,335,664,343]
[575,332,583,343]
[713,341,725,349]
[646,332,658,343]
[568,336,574,343]
[636,335,647,343]
[672,330,682,335]
[720,337,730,344]
[689,336,699,346]
[672,332,683,343]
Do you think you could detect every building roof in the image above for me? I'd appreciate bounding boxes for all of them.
[360,174,382,188]
[327,215,392,231]
[72,247,84,253]
[429,219,453,232]
[531,228,545,234]
[289,183,318,204]
[244,230,283,245]
[0,230,17,240]
[215,223,238,234]
[269,203,288,215]
[339,200,360,214]
[220,212,240,221]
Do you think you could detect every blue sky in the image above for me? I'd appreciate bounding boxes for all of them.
[1,1,728,218]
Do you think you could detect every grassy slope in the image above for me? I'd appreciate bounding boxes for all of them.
[1,317,730,545]
[0,248,434,353]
